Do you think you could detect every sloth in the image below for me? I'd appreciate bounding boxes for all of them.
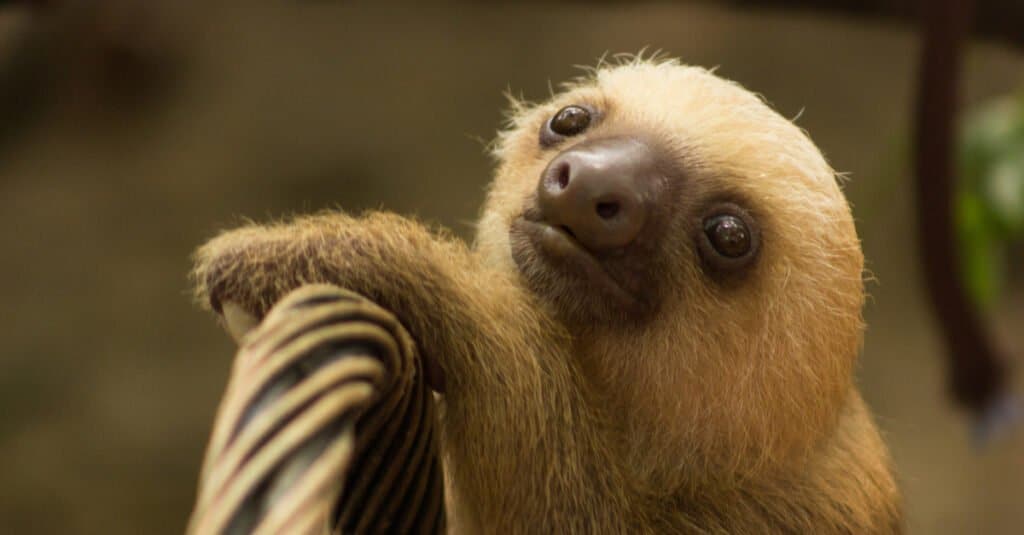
[193,58,902,533]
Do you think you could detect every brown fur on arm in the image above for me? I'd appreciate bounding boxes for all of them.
[192,211,495,378]
[192,211,455,317]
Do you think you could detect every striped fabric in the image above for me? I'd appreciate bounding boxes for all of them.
[187,285,445,535]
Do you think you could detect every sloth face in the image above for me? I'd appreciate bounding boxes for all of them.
[478,60,862,338]
[509,108,765,324]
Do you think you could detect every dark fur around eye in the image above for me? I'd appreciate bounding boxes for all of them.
[540,105,595,147]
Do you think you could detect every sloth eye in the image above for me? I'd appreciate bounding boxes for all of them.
[698,204,760,273]
[549,105,591,136]
[541,105,593,146]
[704,215,750,258]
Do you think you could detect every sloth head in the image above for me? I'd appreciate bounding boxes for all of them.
[476,58,866,482]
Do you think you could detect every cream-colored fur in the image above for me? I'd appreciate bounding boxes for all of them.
[194,57,902,534]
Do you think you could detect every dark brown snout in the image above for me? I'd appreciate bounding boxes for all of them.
[537,137,658,253]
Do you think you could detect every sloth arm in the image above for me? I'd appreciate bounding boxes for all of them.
[193,211,533,386]
[192,210,637,529]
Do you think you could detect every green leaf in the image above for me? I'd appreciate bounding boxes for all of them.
[955,92,1024,307]
[956,192,1001,306]
[982,152,1024,234]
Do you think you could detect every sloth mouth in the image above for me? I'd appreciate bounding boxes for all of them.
[510,217,642,312]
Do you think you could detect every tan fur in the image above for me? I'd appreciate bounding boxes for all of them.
[193,57,902,534]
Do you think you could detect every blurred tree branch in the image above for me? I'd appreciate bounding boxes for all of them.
[912,0,1009,421]
[724,0,1024,49]
[0,1,190,154]
[529,1,1024,49]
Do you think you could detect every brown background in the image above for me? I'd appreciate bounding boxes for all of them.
[0,2,1021,533]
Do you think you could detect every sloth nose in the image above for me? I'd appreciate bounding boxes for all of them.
[537,137,656,253]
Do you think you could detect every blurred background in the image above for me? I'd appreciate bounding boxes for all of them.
[0,1,1022,533]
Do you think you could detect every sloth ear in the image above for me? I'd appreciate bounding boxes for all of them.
[221,301,261,344]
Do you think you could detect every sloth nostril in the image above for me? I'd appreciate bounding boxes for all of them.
[556,163,571,190]
[595,201,620,220]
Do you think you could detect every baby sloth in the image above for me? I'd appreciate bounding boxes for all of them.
[194,58,902,533]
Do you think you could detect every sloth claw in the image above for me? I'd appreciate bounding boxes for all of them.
[222,301,260,343]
